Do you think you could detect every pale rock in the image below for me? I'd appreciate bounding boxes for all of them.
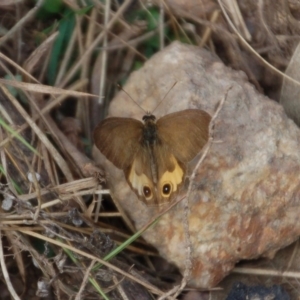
[93,41,300,288]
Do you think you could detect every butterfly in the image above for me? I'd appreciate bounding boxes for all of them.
[93,109,211,206]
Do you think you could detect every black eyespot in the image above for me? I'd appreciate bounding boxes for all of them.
[143,186,152,198]
[162,184,172,196]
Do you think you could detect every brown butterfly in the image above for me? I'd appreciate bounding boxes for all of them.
[94,109,211,206]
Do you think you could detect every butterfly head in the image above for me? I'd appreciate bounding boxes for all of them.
[142,113,156,122]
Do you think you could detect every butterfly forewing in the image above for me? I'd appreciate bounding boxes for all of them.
[93,117,144,169]
[156,109,211,163]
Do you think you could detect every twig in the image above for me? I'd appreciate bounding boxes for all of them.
[0,231,21,300]
[75,259,97,300]
[217,0,300,87]
[19,229,167,297]
[233,266,300,279]
[222,0,251,41]
[113,275,129,300]
[0,79,88,149]
[0,0,45,46]
[0,84,74,181]
[54,28,78,86]
[0,52,38,83]
[0,78,95,98]
[159,1,165,49]
[200,9,221,47]
[79,8,97,141]
[161,0,192,45]
[59,0,134,88]
[98,0,110,105]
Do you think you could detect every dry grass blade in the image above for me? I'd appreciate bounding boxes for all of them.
[200,9,221,47]
[0,0,45,46]
[1,0,299,298]
[75,259,97,300]
[16,177,99,202]
[0,79,88,149]
[98,0,110,105]
[0,231,21,300]
[59,0,134,89]
[0,0,22,5]
[217,0,300,87]
[222,0,251,41]
[0,52,40,83]
[24,32,59,75]
[0,78,96,98]
[17,229,166,297]
[1,84,74,181]
[233,267,300,279]
[5,231,26,283]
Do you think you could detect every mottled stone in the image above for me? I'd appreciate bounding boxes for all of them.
[93,41,300,288]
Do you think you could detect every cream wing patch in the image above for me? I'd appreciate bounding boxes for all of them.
[128,159,154,201]
[158,155,184,195]
[127,154,185,204]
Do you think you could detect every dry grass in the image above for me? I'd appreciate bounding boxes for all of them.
[1,0,300,299]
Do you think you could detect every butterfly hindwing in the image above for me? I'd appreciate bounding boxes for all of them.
[125,141,185,205]
[153,144,185,204]
[125,147,156,204]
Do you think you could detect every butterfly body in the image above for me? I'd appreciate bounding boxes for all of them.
[141,114,158,146]
[94,109,211,206]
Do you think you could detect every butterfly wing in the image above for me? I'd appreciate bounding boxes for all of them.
[125,147,156,204]
[94,109,211,206]
[126,143,185,205]
[94,117,158,203]
[93,117,144,169]
[156,109,211,163]
[153,144,185,205]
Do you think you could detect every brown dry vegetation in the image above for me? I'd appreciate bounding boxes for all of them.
[0,0,300,299]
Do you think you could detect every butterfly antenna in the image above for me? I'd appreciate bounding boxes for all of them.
[152,82,177,114]
[117,84,146,114]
